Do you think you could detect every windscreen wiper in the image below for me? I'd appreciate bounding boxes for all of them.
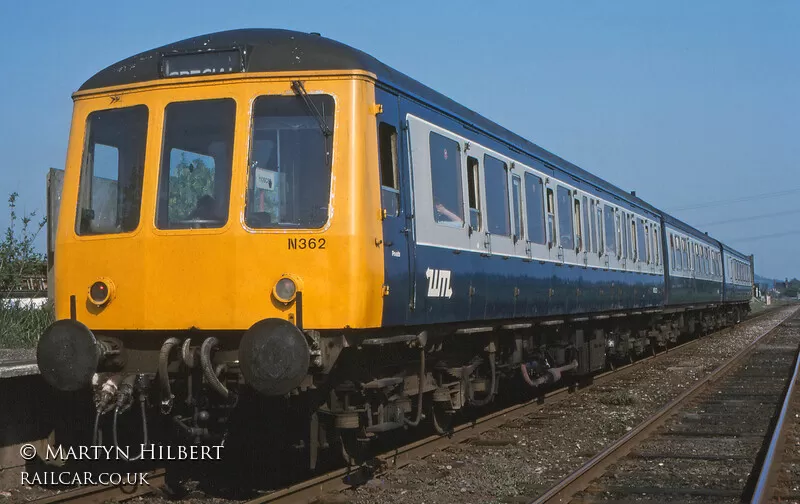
[291,80,332,137]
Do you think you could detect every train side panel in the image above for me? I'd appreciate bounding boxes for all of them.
[397,99,665,326]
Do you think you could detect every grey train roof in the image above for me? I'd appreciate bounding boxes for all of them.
[80,28,748,260]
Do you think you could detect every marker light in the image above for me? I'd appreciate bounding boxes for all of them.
[273,277,298,304]
[88,278,114,306]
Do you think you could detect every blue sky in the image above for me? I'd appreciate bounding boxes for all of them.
[0,1,797,279]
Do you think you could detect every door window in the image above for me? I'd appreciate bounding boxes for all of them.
[379,122,400,217]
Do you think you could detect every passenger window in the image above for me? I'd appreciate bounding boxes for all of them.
[546,188,556,246]
[597,204,604,254]
[157,99,235,230]
[582,196,591,253]
[603,205,616,256]
[466,156,482,231]
[620,212,628,260]
[524,173,546,245]
[484,155,510,236]
[615,212,622,258]
[590,200,598,253]
[574,197,583,251]
[683,239,688,268]
[637,219,647,263]
[76,106,148,236]
[512,175,523,240]
[378,122,400,217]
[627,217,633,259]
[653,227,660,265]
[557,186,574,249]
[430,132,464,226]
[644,224,651,263]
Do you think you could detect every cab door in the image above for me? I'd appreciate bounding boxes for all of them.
[376,88,412,326]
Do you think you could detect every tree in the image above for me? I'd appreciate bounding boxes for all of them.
[168,153,214,221]
[0,192,46,293]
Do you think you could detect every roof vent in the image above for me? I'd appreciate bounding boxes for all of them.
[630,190,636,197]
[310,32,321,36]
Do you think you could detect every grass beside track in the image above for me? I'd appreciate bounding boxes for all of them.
[0,302,53,349]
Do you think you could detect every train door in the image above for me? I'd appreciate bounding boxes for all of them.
[544,178,559,262]
[375,88,412,326]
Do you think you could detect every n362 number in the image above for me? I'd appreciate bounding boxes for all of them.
[288,238,326,250]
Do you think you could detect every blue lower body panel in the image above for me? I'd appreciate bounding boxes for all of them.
[406,245,664,326]
[724,284,752,303]
[667,276,723,306]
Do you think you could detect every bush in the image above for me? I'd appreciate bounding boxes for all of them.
[0,192,52,348]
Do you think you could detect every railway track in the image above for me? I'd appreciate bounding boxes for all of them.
[22,306,787,504]
[242,307,791,504]
[751,322,800,504]
[533,310,800,504]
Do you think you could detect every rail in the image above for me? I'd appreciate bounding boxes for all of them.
[17,306,786,503]
[750,331,800,503]
[531,308,799,504]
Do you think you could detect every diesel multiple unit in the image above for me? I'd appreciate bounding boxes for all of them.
[37,29,755,468]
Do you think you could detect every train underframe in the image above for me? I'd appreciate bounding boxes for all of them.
[81,303,749,471]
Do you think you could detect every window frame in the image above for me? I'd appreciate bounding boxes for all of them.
[75,104,150,237]
[483,154,511,237]
[523,172,547,246]
[512,174,523,242]
[429,131,465,228]
[378,121,401,217]
[156,98,237,232]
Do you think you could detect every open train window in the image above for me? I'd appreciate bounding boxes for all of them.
[467,156,482,231]
[512,175,523,241]
[430,132,464,226]
[484,155,510,236]
[524,173,546,245]
[378,122,399,217]
[76,105,148,236]
[557,186,574,249]
[603,205,616,256]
